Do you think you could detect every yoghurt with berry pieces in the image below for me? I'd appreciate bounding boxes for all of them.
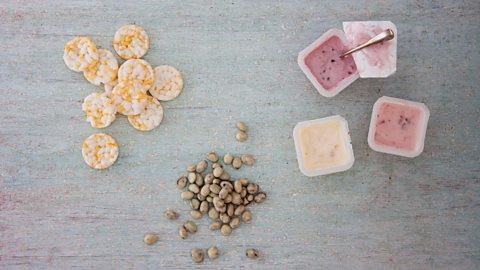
[368,96,430,158]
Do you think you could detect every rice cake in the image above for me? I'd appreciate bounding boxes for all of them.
[63,36,99,72]
[128,96,164,131]
[113,25,149,59]
[118,59,154,92]
[82,133,119,169]
[149,65,184,101]
[110,81,149,115]
[82,92,117,128]
[83,49,119,86]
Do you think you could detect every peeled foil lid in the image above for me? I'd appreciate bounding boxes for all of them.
[343,21,397,78]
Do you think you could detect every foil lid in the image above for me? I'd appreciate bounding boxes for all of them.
[343,21,397,78]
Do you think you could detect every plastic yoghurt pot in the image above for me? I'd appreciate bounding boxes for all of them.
[293,115,355,176]
[368,96,430,158]
[298,21,397,97]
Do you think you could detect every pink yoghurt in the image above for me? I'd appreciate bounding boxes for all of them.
[374,102,421,150]
[304,36,358,90]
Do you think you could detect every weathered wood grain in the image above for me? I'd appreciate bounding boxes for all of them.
[0,0,479,269]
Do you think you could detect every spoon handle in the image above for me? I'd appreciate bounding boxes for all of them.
[340,29,395,58]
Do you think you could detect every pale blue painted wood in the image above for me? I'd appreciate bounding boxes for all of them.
[0,0,479,269]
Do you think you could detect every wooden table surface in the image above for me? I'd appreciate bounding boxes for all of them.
[1,1,479,269]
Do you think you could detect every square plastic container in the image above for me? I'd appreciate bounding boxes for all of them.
[293,115,355,176]
[368,96,430,158]
[298,21,397,97]
[297,29,360,98]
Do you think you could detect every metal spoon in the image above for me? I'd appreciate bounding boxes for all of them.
[339,28,395,58]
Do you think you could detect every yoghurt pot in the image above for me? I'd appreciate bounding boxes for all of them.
[293,115,355,176]
[297,29,360,97]
[368,96,430,157]
[298,21,397,97]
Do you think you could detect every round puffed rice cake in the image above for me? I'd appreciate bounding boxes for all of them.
[82,133,119,169]
[128,96,164,131]
[113,25,149,60]
[149,65,184,101]
[83,49,119,86]
[110,81,149,115]
[118,59,154,92]
[63,36,99,72]
[82,92,117,128]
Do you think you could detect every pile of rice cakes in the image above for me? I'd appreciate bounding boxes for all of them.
[64,25,184,169]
